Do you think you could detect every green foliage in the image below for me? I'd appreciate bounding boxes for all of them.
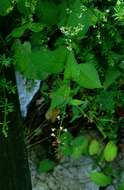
[17,0,38,16]
[118,182,124,190]
[14,41,67,79]
[89,139,100,156]
[1,0,124,186]
[0,56,15,137]
[58,132,89,158]
[71,136,89,158]
[36,0,59,25]
[11,22,44,38]
[50,84,70,109]
[59,0,98,38]
[90,172,112,187]
[38,159,55,172]
[103,66,120,89]
[58,132,73,156]
[114,0,124,23]
[0,0,14,16]
[103,141,118,162]
[64,51,102,88]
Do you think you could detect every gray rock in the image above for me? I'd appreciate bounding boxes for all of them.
[30,156,100,190]
[15,71,41,117]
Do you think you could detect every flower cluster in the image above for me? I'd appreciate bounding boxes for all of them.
[50,115,68,138]
[65,38,72,51]
[60,23,84,37]
[66,8,72,14]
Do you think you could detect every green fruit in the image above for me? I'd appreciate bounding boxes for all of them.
[89,139,100,155]
[104,141,118,162]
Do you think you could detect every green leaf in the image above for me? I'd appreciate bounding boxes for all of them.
[75,63,102,89]
[59,0,98,38]
[103,141,118,162]
[90,172,112,187]
[17,0,31,15]
[89,139,100,156]
[64,51,78,80]
[0,0,12,16]
[58,132,73,156]
[11,23,44,38]
[31,47,67,76]
[14,41,31,75]
[71,136,89,158]
[104,67,120,89]
[69,99,84,106]
[14,41,67,79]
[36,0,59,25]
[50,84,70,109]
[64,52,102,89]
[11,24,28,38]
[38,159,55,173]
[29,23,44,32]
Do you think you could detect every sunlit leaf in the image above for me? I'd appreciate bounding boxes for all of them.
[90,172,112,187]
[103,141,118,162]
[89,139,100,156]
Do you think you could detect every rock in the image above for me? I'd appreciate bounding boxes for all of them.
[15,71,41,117]
[106,186,115,190]
[29,156,99,190]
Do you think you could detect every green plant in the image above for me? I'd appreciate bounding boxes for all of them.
[0,55,15,137]
[90,172,112,187]
[1,0,124,188]
[118,182,124,190]
[38,159,56,173]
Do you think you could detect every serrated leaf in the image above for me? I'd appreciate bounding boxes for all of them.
[38,159,55,173]
[90,172,112,187]
[14,41,67,79]
[104,141,118,162]
[89,139,100,156]
[50,84,70,109]
[104,67,120,89]
[64,52,102,89]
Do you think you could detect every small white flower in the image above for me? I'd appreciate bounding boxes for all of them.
[106,9,110,13]
[63,128,68,132]
[66,8,72,14]
[51,133,55,137]
[51,128,56,132]
[67,46,72,51]
[57,115,61,120]
[80,5,87,12]
[60,126,63,130]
